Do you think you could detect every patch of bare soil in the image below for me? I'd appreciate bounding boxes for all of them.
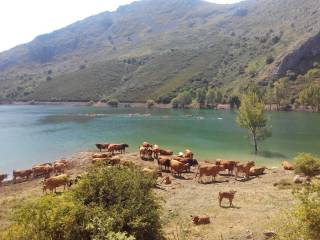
[0,151,295,240]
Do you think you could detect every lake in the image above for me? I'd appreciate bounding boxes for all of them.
[0,105,319,175]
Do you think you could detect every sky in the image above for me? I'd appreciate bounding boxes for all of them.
[0,0,242,52]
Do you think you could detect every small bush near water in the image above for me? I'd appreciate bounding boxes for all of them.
[0,165,162,240]
[294,153,320,177]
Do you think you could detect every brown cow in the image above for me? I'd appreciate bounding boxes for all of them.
[160,176,172,184]
[140,146,153,160]
[159,149,173,156]
[173,156,198,172]
[54,162,67,175]
[96,143,110,152]
[195,164,224,183]
[170,160,190,177]
[108,144,129,154]
[249,166,266,176]
[191,215,210,225]
[282,161,294,171]
[43,174,69,193]
[219,191,237,207]
[184,149,194,159]
[235,161,255,180]
[152,145,160,159]
[142,142,153,148]
[216,159,239,175]
[157,156,171,171]
[32,164,54,178]
[13,169,33,183]
[0,174,8,186]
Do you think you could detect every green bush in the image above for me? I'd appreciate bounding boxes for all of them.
[107,99,119,107]
[294,153,320,177]
[275,181,320,240]
[0,166,161,240]
[146,99,155,108]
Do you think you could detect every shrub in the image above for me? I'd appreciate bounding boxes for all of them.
[0,166,162,240]
[107,99,119,107]
[266,56,274,64]
[73,166,161,240]
[146,99,155,108]
[171,98,179,108]
[275,181,320,240]
[294,153,320,177]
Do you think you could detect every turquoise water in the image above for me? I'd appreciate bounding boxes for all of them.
[0,105,319,174]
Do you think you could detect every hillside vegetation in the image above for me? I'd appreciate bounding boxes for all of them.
[0,0,320,102]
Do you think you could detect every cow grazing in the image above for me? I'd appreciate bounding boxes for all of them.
[191,215,210,225]
[96,143,110,152]
[195,164,224,183]
[32,164,54,178]
[235,161,255,180]
[170,160,190,177]
[43,174,69,193]
[157,157,171,171]
[216,159,239,175]
[282,161,294,171]
[173,156,198,172]
[0,174,8,186]
[219,191,237,207]
[249,166,266,176]
[13,169,33,183]
[108,144,129,155]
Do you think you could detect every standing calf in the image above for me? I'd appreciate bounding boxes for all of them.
[218,191,237,207]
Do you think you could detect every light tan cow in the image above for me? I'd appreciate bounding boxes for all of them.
[42,174,69,193]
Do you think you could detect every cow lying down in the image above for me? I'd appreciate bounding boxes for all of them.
[191,215,210,225]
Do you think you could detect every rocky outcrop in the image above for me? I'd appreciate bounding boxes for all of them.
[273,32,320,77]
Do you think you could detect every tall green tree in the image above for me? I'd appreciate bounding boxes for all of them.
[236,92,271,154]
[299,83,320,112]
[274,78,288,110]
[206,88,216,107]
[174,91,192,108]
[264,84,275,110]
[196,88,207,107]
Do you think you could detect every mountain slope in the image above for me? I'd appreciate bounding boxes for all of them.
[1,0,320,102]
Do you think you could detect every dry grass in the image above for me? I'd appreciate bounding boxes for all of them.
[0,151,295,240]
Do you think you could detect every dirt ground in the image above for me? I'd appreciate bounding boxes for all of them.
[0,151,295,240]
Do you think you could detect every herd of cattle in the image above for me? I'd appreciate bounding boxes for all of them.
[0,159,78,193]
[0,141,297,198]
[136,141,268,183]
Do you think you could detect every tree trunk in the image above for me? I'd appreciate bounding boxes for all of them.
[252,131,258,154]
